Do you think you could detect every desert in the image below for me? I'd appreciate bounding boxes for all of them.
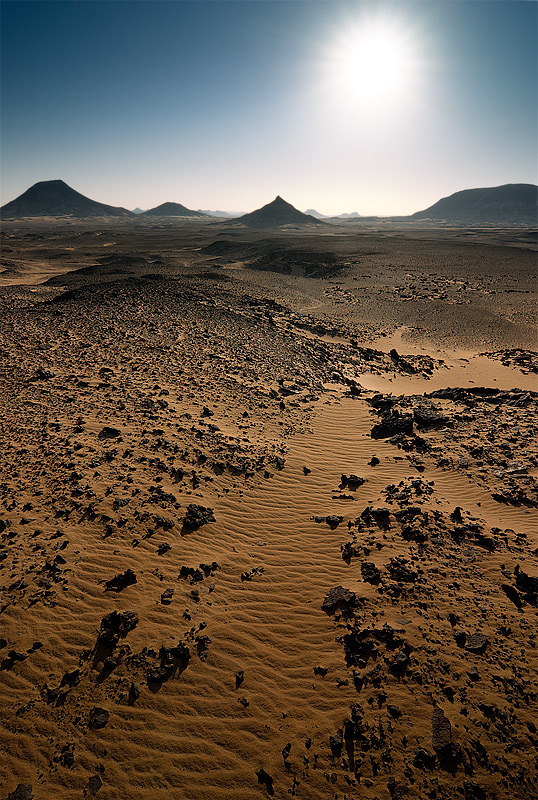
[0,198,537,800]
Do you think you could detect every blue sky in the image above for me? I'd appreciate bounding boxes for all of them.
[1,0,536,215]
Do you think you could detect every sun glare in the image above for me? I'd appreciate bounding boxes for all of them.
[324,14,422,113]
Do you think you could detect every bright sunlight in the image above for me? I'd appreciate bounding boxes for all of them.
[324,13,423,112]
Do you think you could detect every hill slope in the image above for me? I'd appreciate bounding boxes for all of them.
[141,202,209,218]
[0,180,134,219]
[239,196,324,228]
[411,183,538,224]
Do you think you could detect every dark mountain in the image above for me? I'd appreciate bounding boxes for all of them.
[0,180,134,219]
[141,202,209,218]
[238,196,324,228]
[411,184,538,224]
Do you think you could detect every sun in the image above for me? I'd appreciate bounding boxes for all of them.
[325,15,421,111]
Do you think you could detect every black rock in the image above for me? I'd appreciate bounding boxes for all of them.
[325,515,343,528]
[88,775,103,795]
[329,728,343,757]
[387,557,418,583]
[98,426,121,439]
[464,781,488,800]
[413,747,436,770]
[369,456,380,466]
[501,583,523,609]
[99,610,138,640]
[157,542,172,555]
[88,707,109,730]
[5,786,33,800]
[183,504,215,531]
[235,670,244,689]
[321,586,359,614]
[361,561,381,584]
[340,474,365,490]
[104,569,137,592]
[313,665,328,677]
[256,768,274,796]
[371,413,413,439]
[196,634,212,661]
[413,403,450,429]
[161,588,174,605]
[465,632,488,654]
[128,682,140,705]
[432,706,452,752]
[514,565,538,604]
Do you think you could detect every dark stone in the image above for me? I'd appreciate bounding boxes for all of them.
[256,768,274,795]
[361,561,381,584]
[413,747,436,770]
[88,775,103,795]
[88,707,109,730]
[321,586,358,615]
[196,634,212,661]
[99,610,138,640]
[325,515,343,528]
[5,786,33,800]
[514,565,538,604]
[128,682,140,705]
[454,630,467,646]
[329,728,343,757]
[98,426,121,439]
[371,413,413,440]
[465,632,488,654]
[464,782,488,800]
[157,542,172,555]
[104,569,137,592]
[501,583,523,609]
[413,404,450,429]
[235,670,244,689]
[340,474,365,490]
[313,666,328,677]
[183,504,215,531]
[369,456,380,466]
[161,588,174,605]
[387,557,418,583]
[432,706,451,752]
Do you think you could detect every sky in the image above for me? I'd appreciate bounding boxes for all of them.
[1,0,537,216]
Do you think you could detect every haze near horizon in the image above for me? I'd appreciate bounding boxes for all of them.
[1,0,536,216]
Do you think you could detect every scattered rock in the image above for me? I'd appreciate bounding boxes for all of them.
[104,569,137,592]
[432,706,452,752]
[88,707,110,730]
[88,774,103,795]
[371,413,413,439]
[360,561,381,584]
[98,426,121,439]
[256,768,274,796]
[321,586,359,615]
[465,632,489,654]
[183,504,215,531]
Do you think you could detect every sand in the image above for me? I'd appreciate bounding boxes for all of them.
[0,218,537,800]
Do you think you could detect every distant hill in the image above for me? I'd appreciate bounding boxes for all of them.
[411,184,538,224]
[141,202,209,218]
[132,207,146,214]
[239,196,325,228]
[0,180,134,219]
[199,209,244,218]
[305,209,327,219]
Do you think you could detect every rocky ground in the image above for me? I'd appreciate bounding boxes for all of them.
[0,220,536,800]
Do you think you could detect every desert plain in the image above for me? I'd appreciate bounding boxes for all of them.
[0,217,537,800]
